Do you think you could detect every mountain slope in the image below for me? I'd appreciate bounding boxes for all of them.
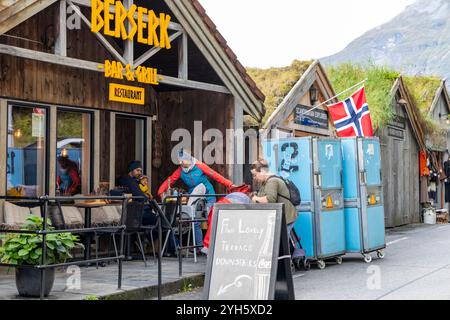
[322,0,450,80]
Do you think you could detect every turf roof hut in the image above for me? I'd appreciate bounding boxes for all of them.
[248,60,338,140]
[328,64,426,228]
[404,76,450,211]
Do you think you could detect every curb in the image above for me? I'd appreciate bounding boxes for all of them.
[100,274,205,300]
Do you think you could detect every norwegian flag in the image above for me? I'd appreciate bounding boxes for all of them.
[327,87,374,137]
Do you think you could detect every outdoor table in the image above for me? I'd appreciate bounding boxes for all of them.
[73,200,109,263]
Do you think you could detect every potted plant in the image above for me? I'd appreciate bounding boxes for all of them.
[0,215,83,297]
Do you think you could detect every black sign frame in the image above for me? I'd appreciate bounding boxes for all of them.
[203,203,294,300]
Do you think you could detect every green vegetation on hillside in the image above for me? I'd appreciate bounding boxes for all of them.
[327,63,399,129]
[247,60,313,125]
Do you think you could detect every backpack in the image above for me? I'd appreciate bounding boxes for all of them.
[267,176,301,207]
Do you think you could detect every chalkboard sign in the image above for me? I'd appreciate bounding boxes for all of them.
[203,204,294,300]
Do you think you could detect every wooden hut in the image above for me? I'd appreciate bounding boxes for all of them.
[248,60,338,140]
[327,64,426,228]
[0,0,265,209]
[404,77,450,211]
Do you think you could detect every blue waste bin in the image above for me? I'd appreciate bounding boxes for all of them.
[263,137,346,269]
[341,137,386,263]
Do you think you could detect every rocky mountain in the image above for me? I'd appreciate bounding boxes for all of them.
[322,0,450,82]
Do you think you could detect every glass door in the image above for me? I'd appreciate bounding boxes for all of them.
[115,115,146,183]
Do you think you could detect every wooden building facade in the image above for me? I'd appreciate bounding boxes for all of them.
[0,0,265,209]
[378,77,426,228]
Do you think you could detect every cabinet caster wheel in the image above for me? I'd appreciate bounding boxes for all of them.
[303,259,311,271]
[363,254,372,263]
[377,250,385,259]
[335,257,343,265]
[317,260,326,270]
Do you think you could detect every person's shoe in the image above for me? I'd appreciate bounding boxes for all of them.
[200,247,208,255]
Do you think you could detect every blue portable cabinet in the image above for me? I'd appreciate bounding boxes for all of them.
[341,137,386,263]
[263,137,346,270]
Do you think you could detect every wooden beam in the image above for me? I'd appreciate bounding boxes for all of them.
[178,32,188,80]
[67,0,128,65]
[55,0,67,56]
[133,31,182,67]
[159,75,230,94]
[0,0,59,35]
[70,0,183,31]
[0,43,230,94]
[123,0,133,65]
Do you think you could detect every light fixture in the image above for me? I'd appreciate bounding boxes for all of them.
[61,148,68,157]
[310,86,319,106]
[14,128,22,138]
[398,98,408,105]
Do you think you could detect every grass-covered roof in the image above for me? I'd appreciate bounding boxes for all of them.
[247,60,313,125]
[326,63,400,129]
[403,76,441,115]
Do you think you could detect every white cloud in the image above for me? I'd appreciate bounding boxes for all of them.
[199,0,415,68]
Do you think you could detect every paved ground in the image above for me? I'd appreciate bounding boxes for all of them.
[0,255,207,300]
[163,223,450,300]
[2,223,449,300]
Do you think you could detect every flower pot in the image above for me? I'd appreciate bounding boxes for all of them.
[15,267,55,298]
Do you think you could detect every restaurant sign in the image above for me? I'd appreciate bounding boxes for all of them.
[91,0,172,49]
[91,0,173,104]
[109,83,145,105]
[294,104,329,130]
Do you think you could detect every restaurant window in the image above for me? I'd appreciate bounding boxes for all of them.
[7,105,47,197]
[56,110,92,195]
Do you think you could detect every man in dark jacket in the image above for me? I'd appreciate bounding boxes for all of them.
[117,161,156,225]
[117,160,177,256]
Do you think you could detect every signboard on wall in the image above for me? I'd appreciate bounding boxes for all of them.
[109,83,145,105]
[31,112,45,138]
[294,104,329,130]
[204,204,294,300]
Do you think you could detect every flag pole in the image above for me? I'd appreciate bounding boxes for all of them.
[301,78,368,116]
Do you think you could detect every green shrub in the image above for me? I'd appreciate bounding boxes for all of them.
[0,215,83,265]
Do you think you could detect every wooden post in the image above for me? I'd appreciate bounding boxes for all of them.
[146,116,153,184]
[48,107,58,197]
[93,110,100,191]
[0,99,7,222]
[109,112,116,189]
[178,32,188,80]
[55,0,67,57]
[233,97,244,185]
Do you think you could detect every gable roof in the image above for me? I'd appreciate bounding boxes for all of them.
[394,76,426,150]
[429,80,450,117]
[0,0,266,121]
[252,60,336,132]
[403,75,442,115]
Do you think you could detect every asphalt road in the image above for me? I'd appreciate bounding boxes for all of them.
[164,223,450,300]
[294,223,450,300]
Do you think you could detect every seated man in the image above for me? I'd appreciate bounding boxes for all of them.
[117,160,177,256]
[117,160,155,225]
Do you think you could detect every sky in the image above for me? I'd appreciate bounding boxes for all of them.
[199,0,415,68]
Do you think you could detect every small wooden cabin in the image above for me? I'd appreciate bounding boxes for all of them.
[248,60,338,140]
[404,77,450,211]
[378,77,426,227]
